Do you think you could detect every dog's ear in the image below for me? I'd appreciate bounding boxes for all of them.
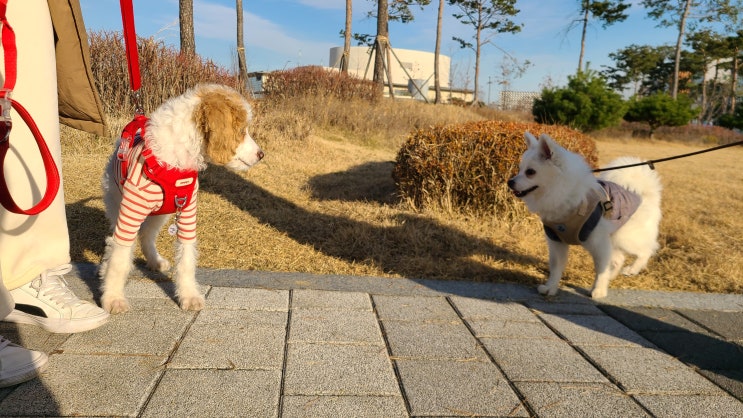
[524,131,539,149]
[537,134,554,160]
[193,88,248,165]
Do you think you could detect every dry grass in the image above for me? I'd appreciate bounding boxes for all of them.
[75,30,742,293]
[596,138,743,293]
[61,119,743,295]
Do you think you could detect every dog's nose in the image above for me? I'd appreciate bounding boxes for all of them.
[507,178,515,189]
[257,150,265,160]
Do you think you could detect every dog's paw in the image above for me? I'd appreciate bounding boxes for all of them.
[102,295,131,314]
[179,294,205,311]
[621,265,640,276]
[537,284,558,296]
[146,257,171,273]
[591,287,608,299]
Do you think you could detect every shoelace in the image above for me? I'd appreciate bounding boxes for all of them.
[32,264,85,308]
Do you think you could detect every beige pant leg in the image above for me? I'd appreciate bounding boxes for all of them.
[0,271,13,319]
[0,0,69,290]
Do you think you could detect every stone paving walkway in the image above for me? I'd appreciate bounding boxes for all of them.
[1,265,742,417]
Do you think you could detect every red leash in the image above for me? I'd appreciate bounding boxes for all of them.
[119,0,141,93]
[116,0,197,216]
[0,0,61,215]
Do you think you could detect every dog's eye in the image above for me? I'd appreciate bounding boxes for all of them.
[525,168,536,177]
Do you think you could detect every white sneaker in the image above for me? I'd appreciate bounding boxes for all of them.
[4,264,109,333]
[0,336,48,388]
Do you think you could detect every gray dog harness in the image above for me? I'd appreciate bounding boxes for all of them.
[543,181,641,245]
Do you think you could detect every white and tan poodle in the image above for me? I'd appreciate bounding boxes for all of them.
[99,84,263,313]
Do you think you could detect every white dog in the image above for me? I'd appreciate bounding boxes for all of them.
[507,132,662,298]
[100,84,263,313]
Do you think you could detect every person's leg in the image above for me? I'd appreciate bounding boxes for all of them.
[0,280,12,320]
[0,0,107,333]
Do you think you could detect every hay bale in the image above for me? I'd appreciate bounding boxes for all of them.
[393,121,598,216]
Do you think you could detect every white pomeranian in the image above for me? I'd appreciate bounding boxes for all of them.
[507,132,662,298]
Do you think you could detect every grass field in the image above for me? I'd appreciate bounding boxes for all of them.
[61,122,743,295]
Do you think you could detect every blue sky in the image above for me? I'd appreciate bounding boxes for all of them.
[79,0,685,103]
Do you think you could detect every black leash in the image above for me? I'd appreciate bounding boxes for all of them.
[592,140,743,173]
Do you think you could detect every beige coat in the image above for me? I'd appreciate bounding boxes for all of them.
[48,0,106,136]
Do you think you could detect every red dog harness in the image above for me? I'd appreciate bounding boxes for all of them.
[117,114,197,215]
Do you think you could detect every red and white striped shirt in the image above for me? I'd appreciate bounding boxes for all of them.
[112,141,198,246]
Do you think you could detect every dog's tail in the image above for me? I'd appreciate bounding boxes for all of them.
[599,157,662,206]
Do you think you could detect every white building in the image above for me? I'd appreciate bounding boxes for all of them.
[328,46,473,103]
[704,58,732,83]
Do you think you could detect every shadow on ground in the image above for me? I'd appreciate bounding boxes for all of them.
[201,163,541,284]
[59,161,743,403]
[598,304,743,400]
[306,161,398,204]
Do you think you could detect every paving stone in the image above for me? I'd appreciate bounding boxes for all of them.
[634,394,743,418]
[381,320,486,360]
[62,273,101,302]
[9,269,743,417]
[372,295,459,322]
[451,297,540,321]
[676,310,743,340]
[639,330,743,370]
[141,369,281,417]
[699,370,743,402]
[290,309,383,344]
[410,279,543,301]
[599,305,709,333]
[527,301,605,315]
[206,287,289,311]
[540,313,655,347]
[580,345,726,395]
[395,359,527,417]
[481,338,609,383]
[601,289,743,311]
[466,318,561,339]
[0,322,69,353]
[118,277,209,300]
[0,354,164,416]
[515,382,650,417]
[284,343,399,396]
[170,310,287,370]
[60,306,195,356]
[292,289,371,311]
[282,395,407,418]
[124,297,183,311]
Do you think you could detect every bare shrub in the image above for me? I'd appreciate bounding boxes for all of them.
[263,66,380,103]
[88,30,242,116]
[394,121,598,216]
[249,100,313,148]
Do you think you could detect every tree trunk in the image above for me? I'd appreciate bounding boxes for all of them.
[701,64,708,121]
[179,0,195,56]
[236,0,248,90]
[578,2,589,72]
[434,0,444,103]
[373,0,388,88]
[672,0,693,99]
[731,49,739,113]
[472,3,482,105]
[343,0,352,74]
